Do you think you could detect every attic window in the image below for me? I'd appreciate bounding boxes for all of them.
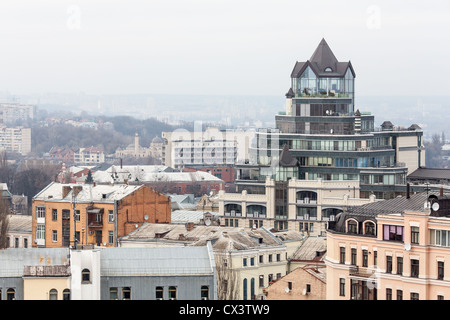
[325,67,333,72]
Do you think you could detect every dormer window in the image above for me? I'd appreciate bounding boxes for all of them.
[325,67,333,72]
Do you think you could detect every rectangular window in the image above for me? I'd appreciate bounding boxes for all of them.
[397,290,403,300]
[259,275,264,287]
[386,288,392,300]
[339,278,345,296]
[397,257,403,275]
[374,251,377,266]
[243,258,247,267]
[410,292,419,300]
[52,230,57,242]
[109,287,118,300]
[109,231,114,245]
[108,210,114,223]
[438,261,444,280]
[411,259,419,278]
[383,225,404,242]
[386,256,392,274]
[36,224,45,240]
[362,250,368,267]
[411,226,419,244]
[351,248,357,266]
[52,209,58,221]
[340,247,345,264]
[36,206,45,218]
[75,210,80,222]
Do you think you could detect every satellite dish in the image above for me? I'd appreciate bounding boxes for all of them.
[404,243,411,251]
[424,201,431,209]
[302,288,307,295]
[285,287,290,293]
[144,215,149,220]
[432,202,440,211]
[205,218,211,226]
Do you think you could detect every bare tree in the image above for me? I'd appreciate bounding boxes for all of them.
[215,253,240,300]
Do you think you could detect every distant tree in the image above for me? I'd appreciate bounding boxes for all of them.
[425,134,445,168]
[85,170,94,184]
[0,198,10,249]
[215,254,240,300]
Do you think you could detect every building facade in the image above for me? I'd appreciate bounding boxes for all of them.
[74,146,105,164]
[162,126,255,169]
[0,125,31,155]
[218,174,377,235]
[32,182,171,248]
[326,189,450,300]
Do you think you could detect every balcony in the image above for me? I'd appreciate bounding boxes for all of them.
[349,266,375,278]
[87,208,104,228]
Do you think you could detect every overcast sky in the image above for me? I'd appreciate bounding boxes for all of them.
[0,0,449,97]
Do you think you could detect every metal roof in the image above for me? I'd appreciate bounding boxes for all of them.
[0,248,70,277]
[100,246,214,276]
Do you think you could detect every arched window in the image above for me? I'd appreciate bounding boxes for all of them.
[7,288,15,300]
[63,289,70,300]
[201,286,209,300]
[169,286,177,300]
[247,205,266,218]
[250,278,255,300]
[49,289,58,300]
[347,219,358,234]
[225,203,242,216]
[297,191,317,203]
[81,268,90,283]
[325,67,333,72]
[364,221,376,236]
[156,287,164,300]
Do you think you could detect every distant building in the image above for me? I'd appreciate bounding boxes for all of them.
[92,165,224,197]
[0,125,31,155]
[115,133,152,159]
[162,126,255,169]
[0,103,35,124]
[5,214,32,248]
[48,146,75,163]
[74,146,105,164]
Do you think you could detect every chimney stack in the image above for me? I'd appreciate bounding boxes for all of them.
[440,187,444,197]
[406,183,410,199]
[62,186,71,199]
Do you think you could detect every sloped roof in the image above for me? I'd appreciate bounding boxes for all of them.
[290,236,327,261]
[7,214,32,233]
[33,182,143,203]
[408,168,450,180]
[278,144,298,167]
[291,38,355,78]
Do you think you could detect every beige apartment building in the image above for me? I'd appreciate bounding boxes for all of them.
[218,177,377,235]
[0,125,31,155]
[326,188,450,300]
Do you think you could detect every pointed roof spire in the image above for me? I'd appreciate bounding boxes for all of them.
[309,38,339,73]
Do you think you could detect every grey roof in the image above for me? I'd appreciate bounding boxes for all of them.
[291,236,327,261]
[408,168,450,180]
[347,192,436,216]
[171,210,218,224]
[7,214,32,233]
[100,246,214,276]
[0,248,69,277]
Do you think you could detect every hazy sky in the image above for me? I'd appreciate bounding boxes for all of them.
[0,0,449,97]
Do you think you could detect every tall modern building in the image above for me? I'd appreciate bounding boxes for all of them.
[236,39,425,201]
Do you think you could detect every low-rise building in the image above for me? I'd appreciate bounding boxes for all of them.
[326,187,450,300]
[0,245,216,300]
[74,146,105,164]
[32,182,171,248]
[5,214,32,248]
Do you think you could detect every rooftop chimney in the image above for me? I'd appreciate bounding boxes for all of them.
[185,222,194,231]
[440,187,444,197]
[62,186,71,199]
[406,183,410,199]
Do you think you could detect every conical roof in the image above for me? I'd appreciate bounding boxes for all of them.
[309,38,339,73]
